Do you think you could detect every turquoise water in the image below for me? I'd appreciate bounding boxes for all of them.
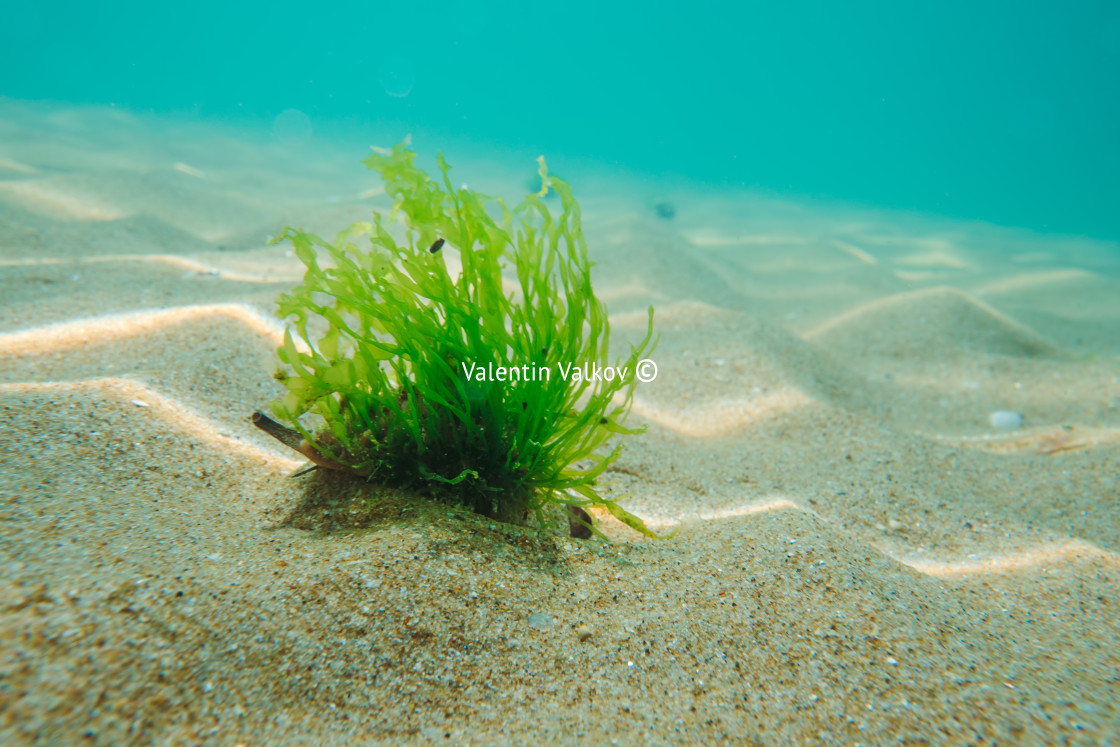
[2,1,1119,239]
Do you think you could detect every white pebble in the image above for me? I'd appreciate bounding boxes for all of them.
[527,613,554,630]
[989,410,1023,429]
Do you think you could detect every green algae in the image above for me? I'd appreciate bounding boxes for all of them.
[265,141,658,538]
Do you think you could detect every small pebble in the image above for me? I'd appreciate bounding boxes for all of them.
[576,625,594,642]
[567,506,592,539]
[653,200,676,220]
[989,410,1023,429]
[527,613,554,630]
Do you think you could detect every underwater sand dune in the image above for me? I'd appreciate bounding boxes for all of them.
[973,269,1120,354]
[804,286,1060,360]
[0,168,379,253]
[583,215,746,313]
[934,424,1120,455]
[2,100,1120,743]
[0,261,292,333]
[0,201,218,259]
[0,250,303,285]
[0,303,287,357]
[0,378,300,473]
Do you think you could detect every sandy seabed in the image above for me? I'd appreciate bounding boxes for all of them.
[1,98,1119,745]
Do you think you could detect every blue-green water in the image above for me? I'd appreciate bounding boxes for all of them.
[2,1,1119,239]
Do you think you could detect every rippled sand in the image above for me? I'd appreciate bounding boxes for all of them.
[2,99,1119,744]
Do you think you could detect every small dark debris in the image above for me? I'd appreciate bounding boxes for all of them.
[567,506,593,539]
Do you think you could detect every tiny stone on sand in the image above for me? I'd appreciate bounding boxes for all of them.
[527,613,554,630]
[989,410,1023,429]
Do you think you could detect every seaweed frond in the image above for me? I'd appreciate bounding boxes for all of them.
[263,142,658,537]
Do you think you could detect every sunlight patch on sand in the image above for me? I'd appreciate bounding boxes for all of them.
[646,497,1120,579]
[1011,251,1057,264]
[0,303,298,356]
[694,497,818,521]
[683,230,811,248]
[630,389,813,438]
[0,254,301,283]
[173,162,206,178]
[802,286,1037,341]
[894,251,970,269]
[0,179,128,221]
[0,158,38,175]
[641,496,814,529]
[933,425,1120,455]
[198,229,237,242]
[975,268,1098,295]
[834,240,877,265]
[895,539,1120,577]
[0,378,302,472]
[597,281,669,304]
[894,269,949,281]
[609,300,727,328]
[896,235,962,254]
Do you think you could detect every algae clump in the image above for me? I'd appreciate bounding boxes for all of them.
[261,142,657,538]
